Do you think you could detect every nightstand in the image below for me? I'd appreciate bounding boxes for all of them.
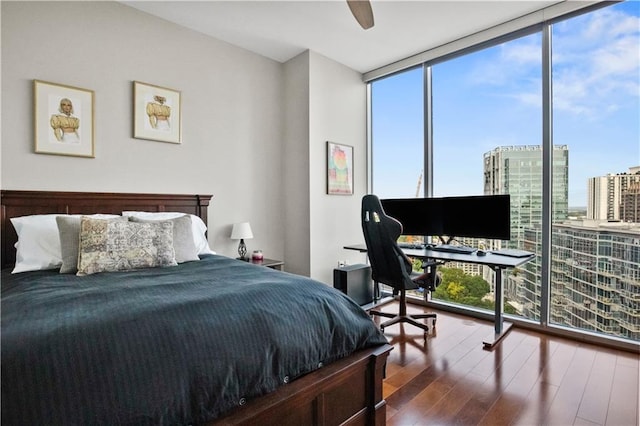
[250,258,284,271]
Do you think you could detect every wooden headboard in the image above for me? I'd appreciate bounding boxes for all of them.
[1,190,212,269]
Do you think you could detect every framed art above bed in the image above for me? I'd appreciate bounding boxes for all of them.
[133,81,182,144]
[33,80,95,158]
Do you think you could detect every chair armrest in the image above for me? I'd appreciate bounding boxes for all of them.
[411,262,442,291]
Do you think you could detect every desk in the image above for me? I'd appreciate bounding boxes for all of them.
[344,243,534,349]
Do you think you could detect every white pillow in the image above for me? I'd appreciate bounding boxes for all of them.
[122,211,215,255]
[10,213,121,274]
[11,214,62,273]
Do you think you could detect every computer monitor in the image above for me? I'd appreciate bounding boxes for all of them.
[441,195,511,241]
[380,197,444,237]
[381,195,510,241]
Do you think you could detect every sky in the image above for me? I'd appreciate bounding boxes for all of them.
[371,1,639,208]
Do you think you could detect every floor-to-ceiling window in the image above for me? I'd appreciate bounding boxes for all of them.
[369,1,639,345]
[549,2,640,340]
[369,67,424,295]
[371,66,424,201]
[430,33,543,316]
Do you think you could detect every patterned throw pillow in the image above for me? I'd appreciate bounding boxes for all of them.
[77,217,177,276]
[56,215,127,274]
[128,215,199,263]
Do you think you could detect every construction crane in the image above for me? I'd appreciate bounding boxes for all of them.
[400,170,425,246]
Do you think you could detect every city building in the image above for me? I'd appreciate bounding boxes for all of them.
[519,220,640,340]
[587,166,640,221]
[503,164,640,340]
[481,145,568,302]
[483,145,569,249]
[620,180,640,223]
[466,150,639,341]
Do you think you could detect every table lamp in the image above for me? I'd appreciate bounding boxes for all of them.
[231,222,253,260]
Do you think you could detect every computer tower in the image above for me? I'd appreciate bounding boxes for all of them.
[333,264,373,306]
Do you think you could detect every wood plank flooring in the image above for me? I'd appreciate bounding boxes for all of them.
[371,301,639,426]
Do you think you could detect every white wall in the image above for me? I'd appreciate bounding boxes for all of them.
[283,52,311,277]
[1,1,368,284]
[1,1,285,261]
[308,52,369,284]
[283,51,369,284]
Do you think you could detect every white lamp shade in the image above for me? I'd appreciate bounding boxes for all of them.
[231,222,253,240]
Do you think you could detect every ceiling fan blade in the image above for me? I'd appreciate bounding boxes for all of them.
[347,0,374,30]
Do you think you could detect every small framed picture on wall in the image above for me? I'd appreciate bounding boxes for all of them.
[34,80,95,158]
[327,141,353,195]
[133,81,182,144]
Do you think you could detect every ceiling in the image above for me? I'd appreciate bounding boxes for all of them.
[122,0,562,74]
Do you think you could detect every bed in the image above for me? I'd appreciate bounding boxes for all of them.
[1,190,392,425]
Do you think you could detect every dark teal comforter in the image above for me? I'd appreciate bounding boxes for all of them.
[1,254,387,425]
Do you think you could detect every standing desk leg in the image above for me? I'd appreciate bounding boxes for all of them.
[483,266,514,349]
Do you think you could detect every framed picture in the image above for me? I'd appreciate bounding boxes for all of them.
[34,80,95,158]
[327,141,354,195]
[133,81,181,144]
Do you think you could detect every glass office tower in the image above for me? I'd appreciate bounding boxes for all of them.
[483,145,569,320]
[483,145,569,248]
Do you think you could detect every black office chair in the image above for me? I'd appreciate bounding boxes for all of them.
[361,194,438,337]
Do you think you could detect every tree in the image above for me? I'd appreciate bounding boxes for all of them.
[433,267,491,308]
[419,264,519,315]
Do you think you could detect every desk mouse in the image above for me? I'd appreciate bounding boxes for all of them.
[477,250,487,256]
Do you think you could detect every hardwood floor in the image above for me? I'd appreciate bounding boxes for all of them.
[372,301,639,426]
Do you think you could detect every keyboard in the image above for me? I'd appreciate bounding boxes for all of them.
[491,249,533,258]
[429,244,477,254]
[397,242,425,249]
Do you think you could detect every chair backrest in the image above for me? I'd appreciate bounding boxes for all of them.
[361,194,416,290]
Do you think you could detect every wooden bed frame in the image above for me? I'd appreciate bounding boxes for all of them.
[1,190,392,426]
